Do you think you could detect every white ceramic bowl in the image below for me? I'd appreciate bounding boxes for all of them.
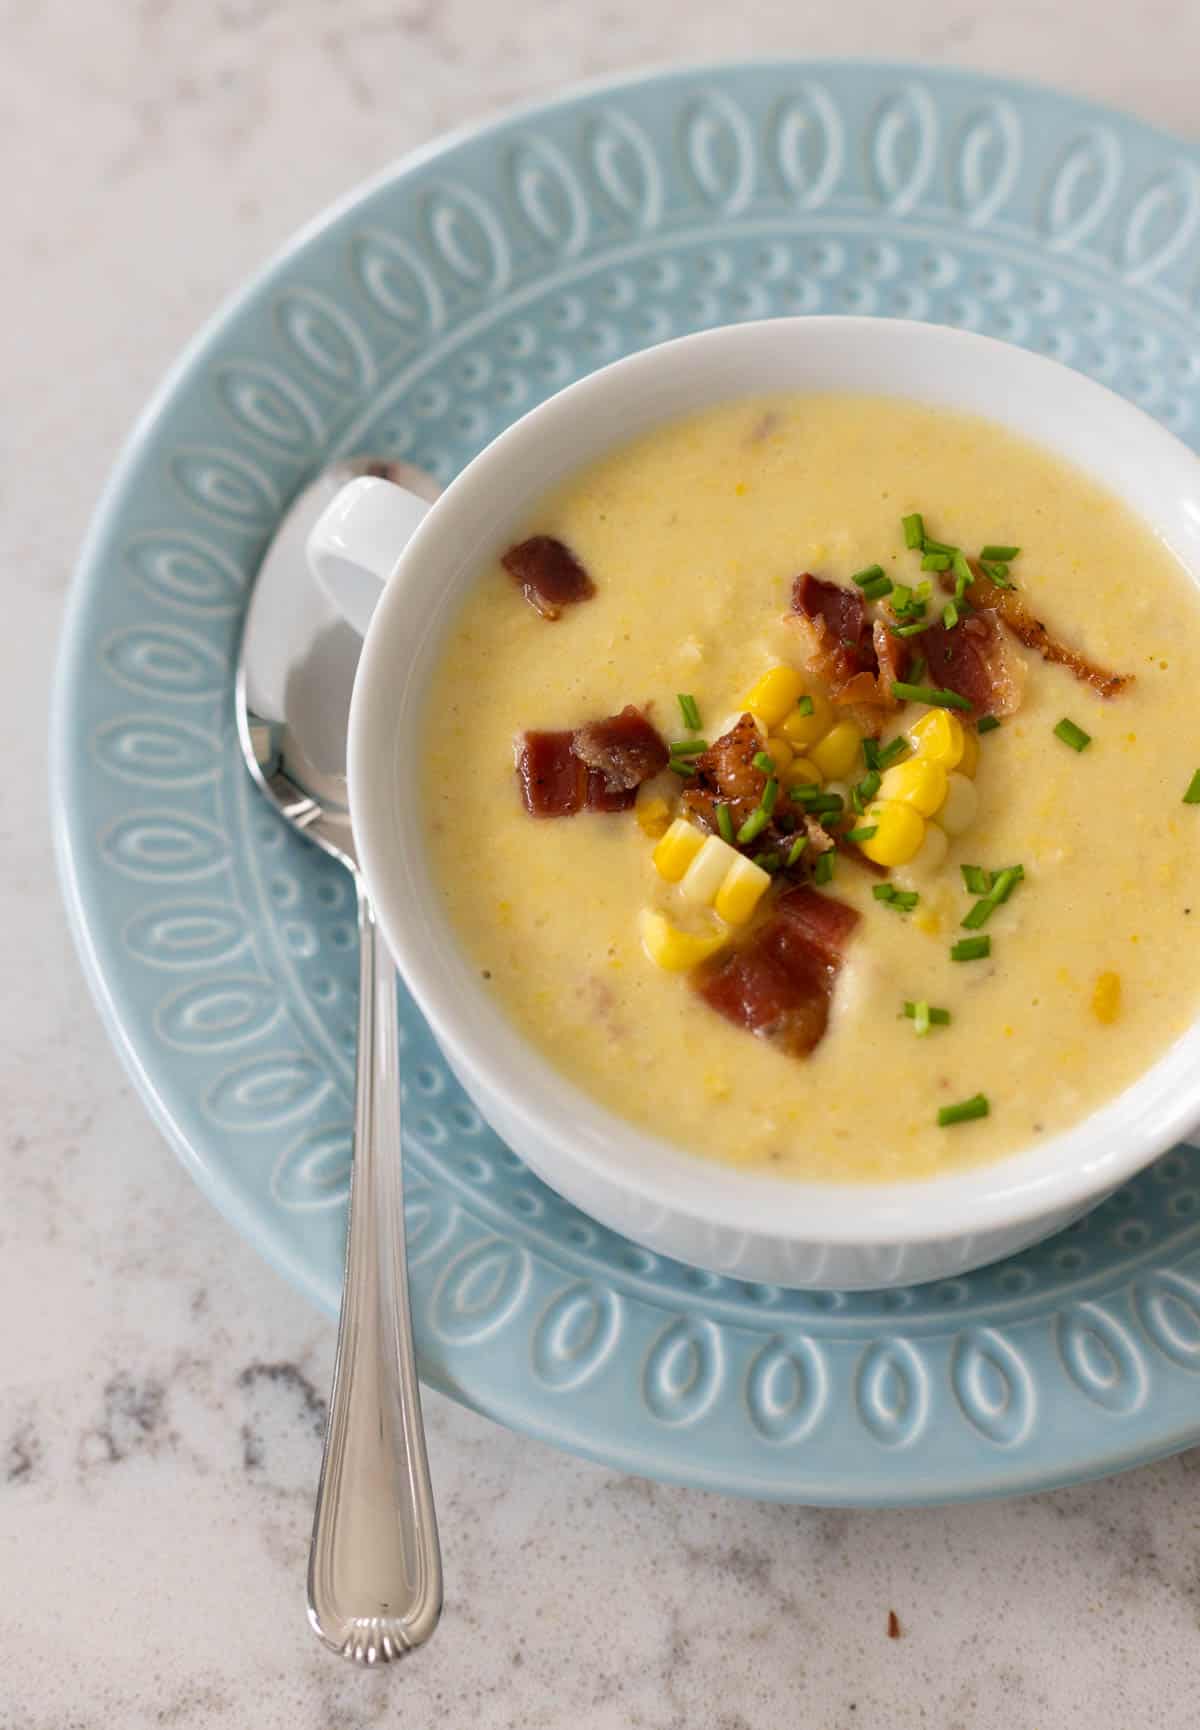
[310,317,1200,1289]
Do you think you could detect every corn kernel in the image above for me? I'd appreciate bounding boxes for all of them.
[1092,970,1122,1024]
[779,689,833,748]
[878,757,949,817]
[636,794,671,839]
[653,817,705,882]
[781,756,824,791]
[810,719,863,780]
[742,665,805,728]
[764,736,794,772]
[939,773,979,837]
[957,728,980,778]
[680,834,741,904]
[639,909,729,972]
[907,708,965,770]
[713,854,772,925]
[859,800,927,866]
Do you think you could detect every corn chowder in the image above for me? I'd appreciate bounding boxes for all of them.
[423,395,1200,1182]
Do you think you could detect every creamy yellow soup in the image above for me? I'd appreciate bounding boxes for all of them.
[424,395,1200,1181]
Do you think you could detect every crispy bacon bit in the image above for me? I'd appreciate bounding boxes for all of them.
[792,572,874,683]
[573,705,669,791]
[502,535,595,620]
[953,569,1132,698]
[695,885,860,1058]
[920,612,1024,716]
[516,707,665,817]
[887,1611,902,1640]
[682,712,766,825]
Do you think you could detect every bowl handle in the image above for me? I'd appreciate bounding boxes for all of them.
[307,475,431,637]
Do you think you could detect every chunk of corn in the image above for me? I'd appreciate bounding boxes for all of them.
[713,854,772,925]
[781,756,824,791]
[1092,970,1122,1024]
[878,757,949,817]
[938,772,979,837]
[810,719,863,780]
[680,833,741,904]
[639,909,729,972]
[957,728,980,778]
[779,688,834,747]
[764,735,794,772]
[653,817,705,882]
[742,664,806,728]
[859,799,927,866]
[635,794,671,839]
[907,708,965,770]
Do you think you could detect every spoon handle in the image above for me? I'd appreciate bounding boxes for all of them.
[307,896,443,1663]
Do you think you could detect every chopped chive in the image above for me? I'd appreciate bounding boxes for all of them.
[977,715,1001,735]
[760,777,780,817]
[980,560,1015,590]
[737,807,770,845]
[813,849,835,886]
[902,513,925,549]
[962,897,997,931]
[863,737,881,772]
[859,573,894,601]
[752,750,776,773]
[852,771,881,813]
[904,1000,951,1027]
[872,883,895,903]
[677,693,701,731]
[893,619,933,638]
[852,563,886,587]
[753,850,782,873]
[670,737,708,758]
[911,1000,931,1037]
[876,736,910,770]
[785,834,809,868]
[1184,770,1200,805]
[961,865,993,895]
[874,884,918,913]
[938,1093,990,1127]
[990,864,1024,904]
[795,694,815,717]
[845,824,879,843]
[669,761,697,778]
[921,552,952,572]
[806,793,845,816]
[942,600,960,630]
[980,545,1019,563]
[891,682,972,711]
[788,782,822,803]
[953,566,971,603]
[951,935,991,962]
[921,537,956,556]
[951,549,974,590]
[1054,717,1092,752]
[890,582,919,616]
[908,654,927,685]
[962,862,1025,929]
[716,803,735,844]
[913,580,933,604]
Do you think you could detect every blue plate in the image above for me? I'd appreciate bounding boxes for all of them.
[53,62,1200,1502]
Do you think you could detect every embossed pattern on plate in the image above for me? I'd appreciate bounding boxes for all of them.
[54,63,1200,1502]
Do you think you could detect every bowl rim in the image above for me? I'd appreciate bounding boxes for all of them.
[348,315,1200,1247]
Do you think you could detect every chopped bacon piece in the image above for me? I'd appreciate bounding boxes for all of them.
[502,535,595,620]
[791,572,874,683]
[919,612,1024,716]
[695,885,859,1058]
[872,617,910,698]
[952,570,1132,698]
[573,705,668,791]
[516,707,664,817]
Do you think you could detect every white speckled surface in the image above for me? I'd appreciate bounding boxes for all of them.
[6,5,1200,1724]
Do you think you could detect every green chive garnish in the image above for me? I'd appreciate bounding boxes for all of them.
[990,864,1024,904]
[908,655,927,685]
[845,824,878,844]
[942,601,960,630]
[922,538,956,556]
[795,695,815,717]
[1054,718,1092,752]
[961,898,997,931]
[753,851,782,873]
[876,736,910,770]
[852,771,881,813]
[852,564,886,588]
[677,693,701,731]
[670,738,708,758]
[980,545,1019,563]
[913,580,933,604]
[890,582,918,615]
[874,884,919,913]
[910,1000,931,1037]
[921,552,952,572]
[980,560,1015,590]
[785,834,809,868]
[788,782,822,803]
[859,574,893,601]
[938,1093,990,1128]
[760,777,779,817]
[752,750,776,773]
[813,850,835,886]
[902,513,924,549]
[737,807,769,845]
[951,550,974,590]
[977,715,1001,735]
[951,935,991,962]
[669,761,697,778]
[961,865,993,895]
[891,682,972,711]
[904,1001,950,1028]
[1184,770,1200,805]
[716,803,735,844]
[790,789,843,815]
[893,619,933,638]
[863,737,881,772]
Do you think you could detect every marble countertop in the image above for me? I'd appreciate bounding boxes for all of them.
[6,5,1200,1725]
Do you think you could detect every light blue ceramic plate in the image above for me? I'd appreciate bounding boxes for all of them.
[54,62,1200,1503]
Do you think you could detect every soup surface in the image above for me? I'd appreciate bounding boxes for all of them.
[424,395,1200,1181]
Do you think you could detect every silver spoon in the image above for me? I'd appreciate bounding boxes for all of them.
[236,456,443,1663]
